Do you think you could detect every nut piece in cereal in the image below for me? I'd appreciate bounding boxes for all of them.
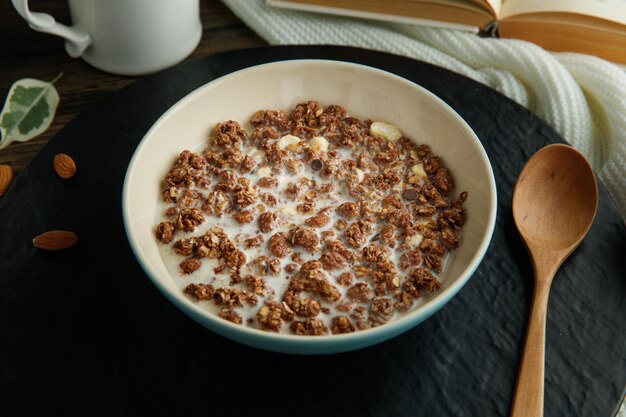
[309,136,329,153]
[409,163,428,184]
[369,121,402,142]
[276,134,302,151]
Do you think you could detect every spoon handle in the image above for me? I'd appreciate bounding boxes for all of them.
[509,280,552,417]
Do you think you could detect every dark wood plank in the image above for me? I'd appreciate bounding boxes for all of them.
[0,0,266,175]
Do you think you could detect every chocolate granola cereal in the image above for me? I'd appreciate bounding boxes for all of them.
[155,101,467,335]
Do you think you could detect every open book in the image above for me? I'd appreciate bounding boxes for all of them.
[267,0,626,64]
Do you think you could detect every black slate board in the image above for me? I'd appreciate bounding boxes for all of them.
[0,46,624,417]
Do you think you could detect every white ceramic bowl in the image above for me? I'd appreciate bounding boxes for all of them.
[123,60,497,354]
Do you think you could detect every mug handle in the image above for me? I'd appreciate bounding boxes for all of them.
[12,0,92,58]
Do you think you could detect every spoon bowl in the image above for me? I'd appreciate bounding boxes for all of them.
[509,143,598,417]
[513,144,598,253]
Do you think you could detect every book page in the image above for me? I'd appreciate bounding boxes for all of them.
[268,0,497,26]
[482,0,502,17]
[500,0,626,24]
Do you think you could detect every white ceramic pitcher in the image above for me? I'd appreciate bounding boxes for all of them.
[12,0,202,75]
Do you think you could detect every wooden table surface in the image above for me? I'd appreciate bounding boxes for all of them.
[0,0,266,177]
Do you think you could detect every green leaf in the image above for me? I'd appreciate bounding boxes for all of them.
[0,73,62,150]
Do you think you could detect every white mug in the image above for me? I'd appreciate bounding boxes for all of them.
[12,0,202,75]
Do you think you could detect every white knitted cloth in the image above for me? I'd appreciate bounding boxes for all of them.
[223,0,626,219]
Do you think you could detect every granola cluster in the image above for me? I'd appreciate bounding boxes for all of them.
[156,101,466,335]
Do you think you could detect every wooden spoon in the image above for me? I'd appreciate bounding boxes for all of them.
[510,144,598,417]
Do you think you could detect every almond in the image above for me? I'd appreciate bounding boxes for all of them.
[33,230,78,251]
[0,165,13,196]
[54,153,77,179]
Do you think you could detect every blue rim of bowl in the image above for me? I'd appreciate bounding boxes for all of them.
[122,59,498,349]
